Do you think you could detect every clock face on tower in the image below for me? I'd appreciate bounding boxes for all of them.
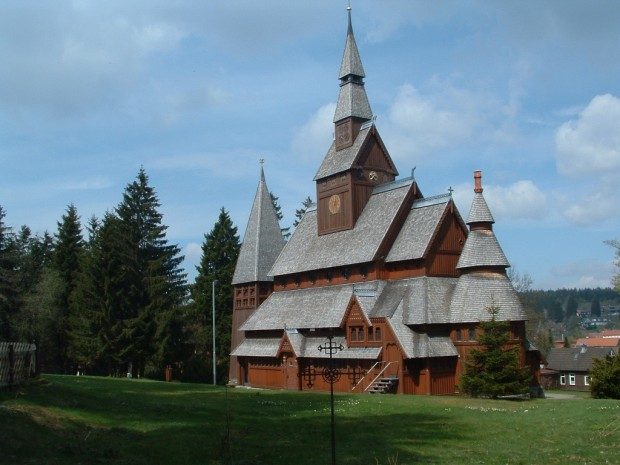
[328,194,341,214]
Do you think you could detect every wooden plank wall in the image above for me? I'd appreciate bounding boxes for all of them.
[0,342,36,388]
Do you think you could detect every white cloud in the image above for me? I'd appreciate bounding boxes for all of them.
[152,150,264,180]
[182,242,202,264]
[60,176,113,191]
[555,94,620,177]
[387,84,477,156]
[291,103,336,164]
[563,190,619,226]
[452,179,547,221]
[549,259,615,290]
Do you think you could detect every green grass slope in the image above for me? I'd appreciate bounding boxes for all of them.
[1,375,618,465]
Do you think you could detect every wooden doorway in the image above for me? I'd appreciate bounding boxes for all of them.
[284,354,299,390]
[385,343,401,377]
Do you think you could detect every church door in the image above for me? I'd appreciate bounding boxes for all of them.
[284,354,299,390]
[385,344,401,377]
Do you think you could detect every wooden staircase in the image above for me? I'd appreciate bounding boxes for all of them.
[368,376,399,394]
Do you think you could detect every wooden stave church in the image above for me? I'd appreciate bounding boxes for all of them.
[228,11,540,395]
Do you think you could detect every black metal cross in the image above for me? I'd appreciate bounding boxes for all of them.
[318,335,344,465]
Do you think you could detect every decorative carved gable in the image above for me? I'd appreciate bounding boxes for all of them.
[277,334,295,357]
[341,297,372,328]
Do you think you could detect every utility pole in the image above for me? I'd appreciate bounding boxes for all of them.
[212,279,219,385]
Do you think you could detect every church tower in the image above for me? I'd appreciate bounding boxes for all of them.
[314,8,398,236]
[229,163,286,383]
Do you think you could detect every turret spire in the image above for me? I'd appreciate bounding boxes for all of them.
[333,7,372,124]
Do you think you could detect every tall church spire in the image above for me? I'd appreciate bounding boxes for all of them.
[333,7,372,127]
[232,162,286,285]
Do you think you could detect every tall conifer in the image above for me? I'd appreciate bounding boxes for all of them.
[191,208,240,383]
[115,168,186,376]
[53,204,84,371]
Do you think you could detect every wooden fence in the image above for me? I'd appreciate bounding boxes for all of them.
[0,342,37,388]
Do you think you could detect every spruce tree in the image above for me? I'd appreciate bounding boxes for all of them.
[70,213,126,374]
[270,192,290,239]
[115,168,187,376]
[460,306,531,398]
[191,208,240,383]
[53,204,85,372]
[293,196,313,227]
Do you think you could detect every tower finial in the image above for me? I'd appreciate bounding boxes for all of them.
[474,170,483,194]
[347,1,352,29]
[259,158,265,182]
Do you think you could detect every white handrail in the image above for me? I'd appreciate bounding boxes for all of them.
[363,361,396,392]
[351,361,382,392]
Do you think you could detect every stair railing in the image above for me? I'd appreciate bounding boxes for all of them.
[363,361,397,393]
[350,361,383,393]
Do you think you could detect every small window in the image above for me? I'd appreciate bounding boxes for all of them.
[350,326,364,342]
[560,374,566,385]
[584,375,590,386]
[569,373,576,386]
[456,329,462,341]
[468,328,476,341]
[374,327,381,341]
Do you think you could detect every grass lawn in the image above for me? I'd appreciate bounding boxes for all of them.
[1,375,619,465]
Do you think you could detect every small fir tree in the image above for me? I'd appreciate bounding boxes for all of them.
[460,306,531,398]
[590,353,620,399]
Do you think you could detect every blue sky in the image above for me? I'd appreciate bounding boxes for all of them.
[1,1,619,290]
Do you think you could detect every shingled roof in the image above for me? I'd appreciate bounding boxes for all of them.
[314,125,372,180]
[232,167,286,285]
[386,195,454,263]
[456,229,510,270]
[467,192,494,224]
[387,300,458,359]
[231,334,381,360]
[333,83,373,123]
[449,272,526,323]
[240,283,355,331]
[546,346,615,372]
[269,178,414,276]
[367,277,456,325]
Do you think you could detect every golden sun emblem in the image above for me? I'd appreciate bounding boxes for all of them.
[328,194,341,214]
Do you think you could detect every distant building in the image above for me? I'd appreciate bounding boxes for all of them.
[541,346,616,391]
[228,10,540,395]
[574,337,620,348]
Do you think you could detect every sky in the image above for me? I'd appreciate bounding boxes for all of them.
[1,1,619,290]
